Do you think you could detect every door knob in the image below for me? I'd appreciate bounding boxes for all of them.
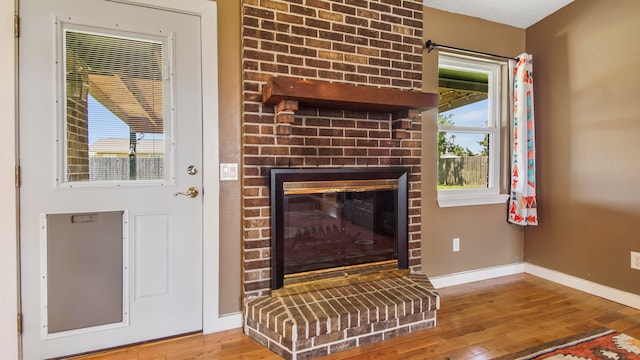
[174,187,199,198]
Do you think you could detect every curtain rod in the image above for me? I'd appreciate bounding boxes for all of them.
[425,40,519,61]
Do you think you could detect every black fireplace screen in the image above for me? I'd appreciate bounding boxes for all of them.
[270,168,409,289]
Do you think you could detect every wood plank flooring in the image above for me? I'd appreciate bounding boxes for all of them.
[73,273,640,360]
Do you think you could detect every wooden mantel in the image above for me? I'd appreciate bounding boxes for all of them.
[262,77,438,136]
[262,76,438,113]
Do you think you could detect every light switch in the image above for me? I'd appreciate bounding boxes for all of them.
[220,163,238,181]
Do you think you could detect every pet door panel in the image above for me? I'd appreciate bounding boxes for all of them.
[46,211,124,334]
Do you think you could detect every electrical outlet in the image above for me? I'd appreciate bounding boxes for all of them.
[631,251,640,270]
[453,238,460,252]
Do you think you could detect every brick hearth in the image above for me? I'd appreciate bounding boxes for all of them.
[245,273,439,360]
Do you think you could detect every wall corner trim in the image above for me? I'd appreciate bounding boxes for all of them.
[524,263,640,310]
[203,312,243,334]
[428,262,640,311]
[428,263,525,288]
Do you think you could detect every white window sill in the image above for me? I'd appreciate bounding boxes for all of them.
[437,193,509,208]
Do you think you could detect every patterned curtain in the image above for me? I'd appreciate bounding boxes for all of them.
[508,54,537,226]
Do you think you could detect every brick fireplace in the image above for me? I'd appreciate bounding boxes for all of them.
[241,0,439,358]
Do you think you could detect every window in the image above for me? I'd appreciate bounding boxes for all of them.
[61,24,171,184]
[437,53,509,207]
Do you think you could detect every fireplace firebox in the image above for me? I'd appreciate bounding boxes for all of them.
[270,168,409,289]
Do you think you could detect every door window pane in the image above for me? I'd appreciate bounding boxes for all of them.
[64,29,166,182]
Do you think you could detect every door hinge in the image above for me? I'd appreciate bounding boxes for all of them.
[15,166,21,188]
[17,314,22,335]
[14,15,19,38]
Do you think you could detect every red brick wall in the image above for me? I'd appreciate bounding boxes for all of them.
[242,0,425,297]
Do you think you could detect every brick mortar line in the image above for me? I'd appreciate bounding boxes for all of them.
[245,322,294,359]
[240,73,422,91]
[242,4,423,24]
[242,36,424,56]
[242,18,423,37]
[306,315,437,357]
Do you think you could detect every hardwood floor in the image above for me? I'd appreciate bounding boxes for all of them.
[73,273,640,360]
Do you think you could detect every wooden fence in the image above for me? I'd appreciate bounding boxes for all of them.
[438,156,488,187]
[90,157,163,181]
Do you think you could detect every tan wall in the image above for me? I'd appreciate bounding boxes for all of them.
[524,0,640,295]
[421,8,525,276]
[215,0,640,312]
[214,0,243,314]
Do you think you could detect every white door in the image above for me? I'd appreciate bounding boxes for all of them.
[19,1,204,358]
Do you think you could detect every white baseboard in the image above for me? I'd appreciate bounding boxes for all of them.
[524,263,640,310]
[203,263,640,335]
[429,263,525,289]
[203,312,243,334]
[427,262,640,311]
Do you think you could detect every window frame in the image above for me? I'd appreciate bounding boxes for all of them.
[436,53,509,207]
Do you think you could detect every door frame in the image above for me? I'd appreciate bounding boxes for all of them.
[1,0,19,358]
[0,0,230,356]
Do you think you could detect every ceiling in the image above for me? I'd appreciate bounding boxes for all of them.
[422,0,574,29]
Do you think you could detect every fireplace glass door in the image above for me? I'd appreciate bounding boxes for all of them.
[271,168,409,289]
[283,188,397,274]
